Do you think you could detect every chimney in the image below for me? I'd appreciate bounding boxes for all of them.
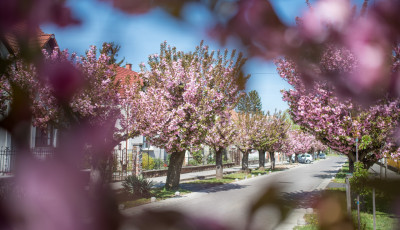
[126,64,132,70]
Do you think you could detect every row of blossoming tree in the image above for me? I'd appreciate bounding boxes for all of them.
[2,0,400,228]
[232,110,327,172]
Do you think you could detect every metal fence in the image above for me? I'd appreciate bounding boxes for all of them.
[0,147,55,175]
[111,147,171,181]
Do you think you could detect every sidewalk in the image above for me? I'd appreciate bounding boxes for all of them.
[369,163,400,179]
[110,161,287,190]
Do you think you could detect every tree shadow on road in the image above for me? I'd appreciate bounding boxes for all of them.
[180,182,247,193]
[312,170,339,179]
[281,190,323,209]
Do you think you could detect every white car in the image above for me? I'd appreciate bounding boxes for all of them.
[300,153,313,164]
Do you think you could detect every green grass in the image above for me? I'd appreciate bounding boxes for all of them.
[294,211,396,230]
[188,172,250,184]
[353,210,397,230]
[186,168,284,185]
[333,162,350,184]
[120,187,190,209]
[294,214,318,230]
[323,186,397,230]
[326,187,346,192]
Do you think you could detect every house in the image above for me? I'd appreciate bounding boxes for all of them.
[0,25,58,174]
[110,64,169,179]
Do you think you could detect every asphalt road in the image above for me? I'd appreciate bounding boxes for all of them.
[122,156,347,230]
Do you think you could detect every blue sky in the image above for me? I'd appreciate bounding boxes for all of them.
[42,0,363,112]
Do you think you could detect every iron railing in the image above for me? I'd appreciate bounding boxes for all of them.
[0,147,55,175]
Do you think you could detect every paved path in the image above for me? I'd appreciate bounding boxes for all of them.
[121,156,346,230]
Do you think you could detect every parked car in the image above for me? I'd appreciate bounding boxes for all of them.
[299,153,313,164]
[298,154,305,163]
[318,153,326,159]
[287,154,296,163]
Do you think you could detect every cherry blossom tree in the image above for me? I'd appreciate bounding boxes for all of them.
[205,111,236,179]
[277,56,400,171]
[1,46,141,145]
[252,111,290,170]
[282,129,315,164]
[233,112,257,172]
[137,41,248,190]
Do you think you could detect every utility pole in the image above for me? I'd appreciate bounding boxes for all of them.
[356,137,361,230]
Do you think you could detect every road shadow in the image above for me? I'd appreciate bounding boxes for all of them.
[180,182,247,193]
[312,170,340,179]
[281,190,323,209]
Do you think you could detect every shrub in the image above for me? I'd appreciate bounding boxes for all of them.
[153,158,166,169]
[191,150,204,164]
[350,162,369,196]
[188,159,199,166]
[142,153,155,170]
[122,175,153,198]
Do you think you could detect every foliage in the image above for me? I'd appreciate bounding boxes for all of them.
[251,111,290,155]
[1,45,142,146]
[236,90,262,114]
[122,175,153,199]
[205,112,236,156]
[153,158,166,169]
[141,153,155,170]
[206,152,216,165]
[277,55,400,167]
[191,150,204,165]
[281,129,316,157]
[332,162,350,184]
[138,40,248,153]
[293,214,318,230]
[3,0,400,229]
[137,40,248,189]
[99,42,125,66]
[349,162,369,196]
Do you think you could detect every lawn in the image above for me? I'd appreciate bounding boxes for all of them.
[294,202,397,230]
[294,214,318,230]
[311,165,398,230]
[118,187,191,209]
[297,161,398,229]
[333,162,350,184]
[185,167,285,185]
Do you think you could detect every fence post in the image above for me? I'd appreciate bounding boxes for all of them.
[346,177,351,216]
[373,188,376,230]
[385,157,387,179]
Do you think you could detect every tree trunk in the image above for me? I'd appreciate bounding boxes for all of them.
[258,150,265,170]
[270,152,276,170]
[216,149,224,180]
[349,156,354,173]
[289,155,292,164]
[241,151,249,172]
[165,151,186,190]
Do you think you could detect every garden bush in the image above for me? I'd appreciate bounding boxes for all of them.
[153,158,166,169]
[142,153,155,170]
[191,150,204,164]
[122,175,153,199]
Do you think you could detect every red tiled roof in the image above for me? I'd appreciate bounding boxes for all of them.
[230,110,238,121]
[111,64,142,85]
[2,23,58,54]
[110,65,143,96]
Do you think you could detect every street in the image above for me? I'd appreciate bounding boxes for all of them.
[122,156,347,230]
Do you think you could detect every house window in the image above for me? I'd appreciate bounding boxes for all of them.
[35,126,54,147]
